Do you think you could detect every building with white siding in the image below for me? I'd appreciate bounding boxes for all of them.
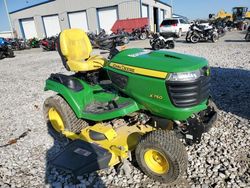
[9,0,172,39]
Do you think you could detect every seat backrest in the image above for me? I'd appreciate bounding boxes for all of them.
[59,29,92,61]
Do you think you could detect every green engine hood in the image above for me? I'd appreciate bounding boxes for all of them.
[109,48,208,73]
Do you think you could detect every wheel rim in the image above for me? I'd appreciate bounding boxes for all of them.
[213,35,218,42]
[191,36,199,42]
[141,33,147,40]
[48,107,65,132]
[144,149,169,174]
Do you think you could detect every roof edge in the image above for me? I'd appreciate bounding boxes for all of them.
[155,0,172,8]
[0,31,12,33]
[9,0,56,14]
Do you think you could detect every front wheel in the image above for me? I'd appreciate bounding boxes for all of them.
[152,42,161,50]
[190,34,199,43]
[140,32,147,40]
[122,36,130,44]
[0,51,4,59]
[43,95,88,137]
[135,130,187,184]
[7,49,14,58]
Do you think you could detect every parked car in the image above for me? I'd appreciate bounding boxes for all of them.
[160,18,190,37]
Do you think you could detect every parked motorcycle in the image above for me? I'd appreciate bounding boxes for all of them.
[88,29,109,48]
[131,28,141,40]
[28,38,40,48]
[87,29,126,50]
[245,26,250,41]
[40,36,57,51]
[139,25,150,40]
[111,28,130,44]
[150,33,175,50]
[186,23,219,43]
[211,20,227,38]
[216,26,226,38]
[10,38,30,50]
[0,38,14,59]
[98,34,126,50]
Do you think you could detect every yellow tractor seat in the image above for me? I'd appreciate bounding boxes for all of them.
[58,29,106,72]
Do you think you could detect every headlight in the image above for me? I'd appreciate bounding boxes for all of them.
[167,70,201,81]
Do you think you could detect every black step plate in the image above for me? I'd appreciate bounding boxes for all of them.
[50,139,112,176]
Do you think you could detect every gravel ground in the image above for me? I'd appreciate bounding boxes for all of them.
[0,31,249,188]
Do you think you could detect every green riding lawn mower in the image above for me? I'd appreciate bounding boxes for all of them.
[43,29,217,184]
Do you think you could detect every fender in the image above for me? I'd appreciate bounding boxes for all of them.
[44,74,93,118]
[44,74,140,121]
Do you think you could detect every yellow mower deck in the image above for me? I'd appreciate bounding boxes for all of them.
[60,123,155,167]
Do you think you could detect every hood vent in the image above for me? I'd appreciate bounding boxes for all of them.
[164,54,181,60]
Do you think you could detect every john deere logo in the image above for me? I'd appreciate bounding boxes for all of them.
[110,63,135,73]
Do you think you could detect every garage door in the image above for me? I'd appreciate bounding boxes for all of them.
[159,9,164,25]
[98,7,118,34]
[68,11,88,31]
[142,4,149,18]
[21,18,37,39]
[43,15,61,37]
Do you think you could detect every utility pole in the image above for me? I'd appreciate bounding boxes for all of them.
[3,0,14,38]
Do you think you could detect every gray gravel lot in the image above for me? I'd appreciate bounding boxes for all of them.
[0,31,249,188]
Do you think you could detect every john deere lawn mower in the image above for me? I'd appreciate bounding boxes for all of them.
[43,29,217,184]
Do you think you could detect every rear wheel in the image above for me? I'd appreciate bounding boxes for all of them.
[167,41,175,49]
[211,33,219,43]
[43,95,88,136]
[185,32,191,42]
[135,130,187,184]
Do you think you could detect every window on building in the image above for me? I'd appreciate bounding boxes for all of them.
[142,4,149,18]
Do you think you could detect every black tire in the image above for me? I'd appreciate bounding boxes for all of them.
[140,32,147,40]
[152,42,161,50]
[149,39,154,46]
[211,33,219,43]
[122,37,130,44]
[43,95,88,135]
[209,99,218,112]
[245,33,250,41]
[208,99,219,124]
[7,49,15,58]
[190,35,199,43]
[167,41,175,49]
[0,51,4,59]
[185,32,191,42]
[135,130,187,184]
